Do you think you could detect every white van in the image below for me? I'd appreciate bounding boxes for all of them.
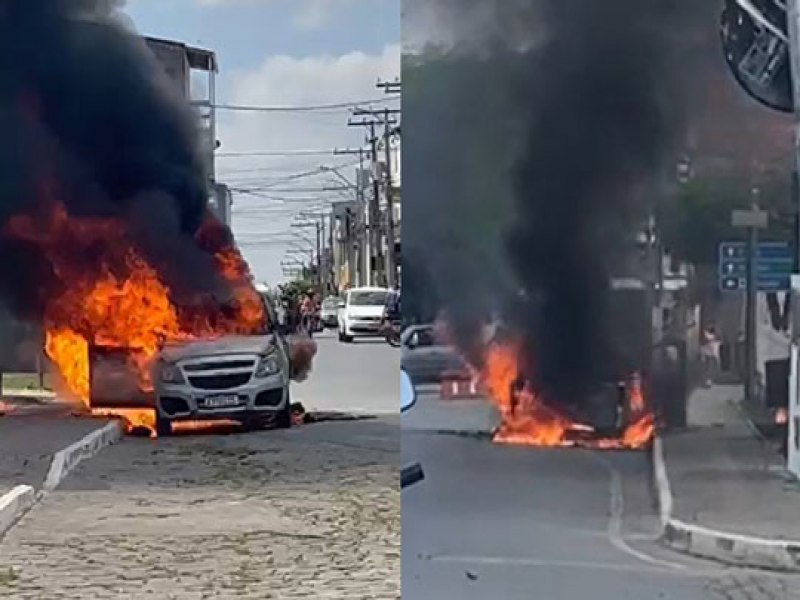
[338,286,390,343]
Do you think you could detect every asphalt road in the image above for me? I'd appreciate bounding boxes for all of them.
[0,331,400,599]
[293,328,399,414]
[401,430,800,600]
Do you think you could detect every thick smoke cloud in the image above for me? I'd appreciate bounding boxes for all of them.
[509,0,683,404]
[0,0,228,319]
[405,0,687,404]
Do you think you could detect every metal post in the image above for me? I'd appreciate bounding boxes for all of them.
[746,223,758,404]
[788,0,800,346]
[316,221,322,288]
[369,123,382,286]
[732,206,769,404]
[383,109,397,289]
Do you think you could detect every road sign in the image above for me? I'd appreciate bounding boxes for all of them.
[718,241,794,291]
[731,208,769,228]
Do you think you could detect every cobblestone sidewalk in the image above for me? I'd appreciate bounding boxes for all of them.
[0,418,400,599]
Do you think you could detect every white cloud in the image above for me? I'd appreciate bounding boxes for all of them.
[218,43,401,285]
[195,0,357,31]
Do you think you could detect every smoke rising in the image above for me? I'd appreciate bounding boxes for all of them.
[509,0,682,404]
[405,0,686,405]
[0,0,235,319]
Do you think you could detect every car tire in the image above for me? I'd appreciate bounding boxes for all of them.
[155,411,173,437]
[276,389,292,429]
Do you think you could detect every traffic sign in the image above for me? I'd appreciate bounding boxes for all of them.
[718,241,794,292]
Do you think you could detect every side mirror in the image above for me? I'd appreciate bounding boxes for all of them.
[400,369,416,413]
[337,301,346,309]
[406,332,419,349]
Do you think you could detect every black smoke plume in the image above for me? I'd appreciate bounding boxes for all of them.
[508,0,682,405]
[404,0,687,405]
[0,0,232,320]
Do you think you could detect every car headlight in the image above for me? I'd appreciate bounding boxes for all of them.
[160,362,185,385]
[255,353,281,378]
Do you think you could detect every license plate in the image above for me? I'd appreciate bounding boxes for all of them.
[201,395,241,408]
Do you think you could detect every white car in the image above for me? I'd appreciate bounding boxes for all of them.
[338,286,390,343]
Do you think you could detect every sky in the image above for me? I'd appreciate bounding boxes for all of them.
[123,0,401,285]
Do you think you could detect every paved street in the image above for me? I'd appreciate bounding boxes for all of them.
[402,400,800,600]
[0,335,399,599]
[293,330,399,415]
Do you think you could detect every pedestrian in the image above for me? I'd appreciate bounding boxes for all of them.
[700,326,721,387]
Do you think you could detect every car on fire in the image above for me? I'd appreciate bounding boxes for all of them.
[89,292,294,437]
[151,333,291,436]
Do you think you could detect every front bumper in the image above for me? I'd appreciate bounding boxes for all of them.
[346,318,384,334]
[155,373,287,422]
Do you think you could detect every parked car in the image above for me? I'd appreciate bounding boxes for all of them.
[400,324,469,385]
[338,286,390,343]
[320,295,343,328]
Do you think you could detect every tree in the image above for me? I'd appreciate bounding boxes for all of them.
[661,174,791,267]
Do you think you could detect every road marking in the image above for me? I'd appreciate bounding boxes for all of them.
[582,451,691,571]
[605,466,688,570]
[425,554,711,578]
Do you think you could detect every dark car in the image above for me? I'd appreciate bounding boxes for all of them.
[400,324,469,385]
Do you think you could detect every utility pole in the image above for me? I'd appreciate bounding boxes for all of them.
[376,78,401,94]
[328,211,335,293]
[346,120,383,286]
[732,206,769,405]
[350,110,400,289]
[315,220,322,288]
[334,148,368,286]
[382,107,398,289]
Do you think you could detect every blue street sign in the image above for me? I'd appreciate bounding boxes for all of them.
[718,241,794,292]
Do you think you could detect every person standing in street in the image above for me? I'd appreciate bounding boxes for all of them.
[701,326,721,387]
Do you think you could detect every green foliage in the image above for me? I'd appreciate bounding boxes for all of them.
[661,175,792,267]
[403,49,524,318]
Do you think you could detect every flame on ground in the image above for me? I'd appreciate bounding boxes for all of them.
[3,201,265,436]
[479,342,654,449]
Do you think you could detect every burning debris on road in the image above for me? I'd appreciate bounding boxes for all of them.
[0,2,310,435]
[479,341,654,449]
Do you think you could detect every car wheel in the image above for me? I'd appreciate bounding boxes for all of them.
[155,411,173,437]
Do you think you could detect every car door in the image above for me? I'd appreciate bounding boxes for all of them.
[260,293,291,375]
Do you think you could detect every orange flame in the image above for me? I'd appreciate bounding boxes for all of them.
[3,202,265,435]
[479,341,654,449]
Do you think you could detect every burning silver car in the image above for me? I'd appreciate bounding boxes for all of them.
[151,335,292,436]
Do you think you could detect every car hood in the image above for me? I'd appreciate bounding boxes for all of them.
[159,335,276,362]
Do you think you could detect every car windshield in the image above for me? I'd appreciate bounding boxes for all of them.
[349,291,388,306]
[323,297,341,308]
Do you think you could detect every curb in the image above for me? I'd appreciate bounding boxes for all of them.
[0,485,35,539]
[41,420,124,494]
[653,434,800,571]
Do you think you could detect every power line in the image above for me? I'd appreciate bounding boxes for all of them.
[211,95,400,113]
[217,150,339,158]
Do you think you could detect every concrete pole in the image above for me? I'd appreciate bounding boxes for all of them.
[383,109,397,289]
[788,0,800,324]
[745,222,758,404]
